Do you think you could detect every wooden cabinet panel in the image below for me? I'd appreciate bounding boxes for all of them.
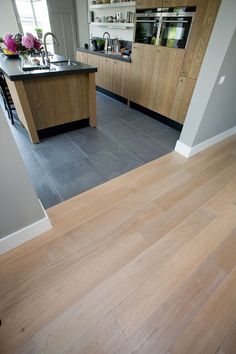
[99,57,113,92]
[149,0,163,7]
[181,0,221,79]
[120,62,131,99]
[136,0,163,9]
[87,54,101,86]
[112,60,122,96]
[162,0,197,7]
[76,51,88,64]
[170,75,196,123]
[130,44,185,119]
[151,47,185,118]
[129,43,157,107]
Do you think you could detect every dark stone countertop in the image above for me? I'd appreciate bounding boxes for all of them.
[77,48,131,63]
[0,53,97,81]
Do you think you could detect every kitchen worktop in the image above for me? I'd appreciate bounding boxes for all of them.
[0,53,97,81]
[77,48,131,63]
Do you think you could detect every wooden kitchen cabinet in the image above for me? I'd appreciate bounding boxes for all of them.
[162,0,203,7]
[170,75,196,123]
[99,57,131,99]
[99,57,113,92]
[152,46,185,118]
[129,44,185,121]
[136,0,163,9]
[76,51,88,64]
[77,51,131,99]
[112,60,122,96]
[120,62,131,99]
[181,0,221,79]
[87,53,101,86]
[129,43,157,107]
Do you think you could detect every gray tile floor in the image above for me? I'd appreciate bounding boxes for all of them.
[3,92,180,208]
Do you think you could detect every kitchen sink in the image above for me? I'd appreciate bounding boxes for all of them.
[51,60,77,66]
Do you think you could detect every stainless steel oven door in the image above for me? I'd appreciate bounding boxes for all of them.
[159,14,194,49]
[135,13,161,44]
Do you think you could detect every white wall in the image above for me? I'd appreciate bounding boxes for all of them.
[177,0,236,152]
[0,107,46,240]
[0,0,19,37]
[89,5,135,42]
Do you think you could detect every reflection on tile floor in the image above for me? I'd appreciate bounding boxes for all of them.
[2,92,181,208]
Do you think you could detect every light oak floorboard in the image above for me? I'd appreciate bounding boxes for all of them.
[0,136,236,354]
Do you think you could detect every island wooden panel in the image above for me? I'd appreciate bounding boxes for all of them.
[5,77,39,143]
[24,74,90,130]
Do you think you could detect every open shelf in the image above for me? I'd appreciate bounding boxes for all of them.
[89,1,136,10]
[90,22,134,28]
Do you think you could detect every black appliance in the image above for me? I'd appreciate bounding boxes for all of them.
[135,9,161,45]
[135,7,196,49]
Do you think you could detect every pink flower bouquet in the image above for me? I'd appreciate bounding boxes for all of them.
[3,32,42,56]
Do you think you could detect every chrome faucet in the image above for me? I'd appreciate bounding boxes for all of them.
[103,32,110,52]
[43,32,59,64]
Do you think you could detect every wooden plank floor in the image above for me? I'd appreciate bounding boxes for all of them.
[0,135,236,354]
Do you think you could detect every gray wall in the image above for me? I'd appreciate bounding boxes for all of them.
[193,29,236,145]
[75,0,89,47]
[0,108,45,239]
[179,0,236,148]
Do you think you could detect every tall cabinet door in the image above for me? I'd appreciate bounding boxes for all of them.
[129,43,157,108]
[47,0,77,59]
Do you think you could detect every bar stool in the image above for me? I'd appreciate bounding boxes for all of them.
[0,73,15,125]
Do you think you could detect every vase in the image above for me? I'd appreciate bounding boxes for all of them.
[19,53,30,68]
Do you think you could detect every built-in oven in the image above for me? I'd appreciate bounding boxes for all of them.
[135,9,162,45]
[135,7,196,49]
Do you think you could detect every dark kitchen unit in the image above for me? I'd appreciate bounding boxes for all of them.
[135,6,196,48]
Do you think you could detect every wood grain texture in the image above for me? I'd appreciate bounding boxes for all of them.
[170,75,196,123]
[136,0,163,9]
[0,135,236,354]
[5,77,39,143]
[24,74,90,130]
[76,51,88,64]
[88,73,97,127]
[87,53,101,86]
[181,0,221,79]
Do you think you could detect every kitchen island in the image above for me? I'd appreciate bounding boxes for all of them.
[0,54,97,143]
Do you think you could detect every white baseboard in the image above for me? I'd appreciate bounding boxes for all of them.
[175,126,236,158]
[0,201,52,255]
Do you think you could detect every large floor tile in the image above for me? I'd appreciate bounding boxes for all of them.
[21,151,63,208]
[2,91,180,208]
[99,119,169,162]
[67,127,117,155]
[34,135,85,171]
[47,158,107,200]
[87,146,143,179]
